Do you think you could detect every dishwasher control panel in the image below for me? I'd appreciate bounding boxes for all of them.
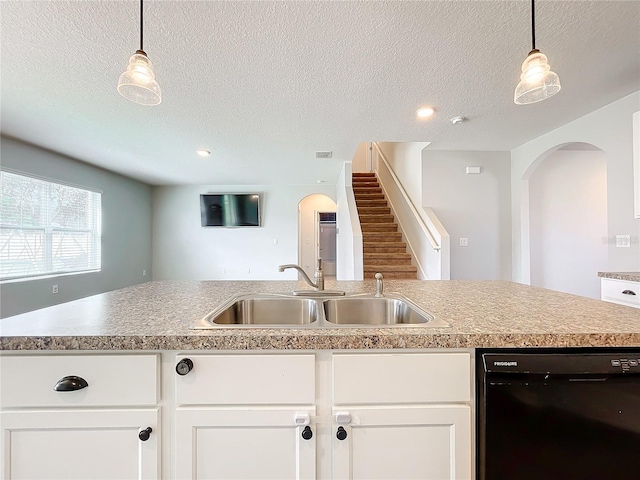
[482,352,640,375]
[610,358,639,371]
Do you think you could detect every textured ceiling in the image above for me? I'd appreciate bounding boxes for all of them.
[1,0,639,186]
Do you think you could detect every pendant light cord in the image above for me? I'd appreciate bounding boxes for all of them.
[140,0,144,52]
[531,0,536,50]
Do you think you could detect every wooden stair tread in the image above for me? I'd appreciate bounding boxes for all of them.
[361,226,398,233]
[353,173,376,177]
[352,182,379,188]
[363,271,417,279]
[355,193,385,199]
[357,207,390,214]
[364,247,408,254]
[359,213,394,220]
[364,252,411,259]
[363,232,402,238]
[364,263,416,270]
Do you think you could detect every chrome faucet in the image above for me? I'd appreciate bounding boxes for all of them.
[374,272,384,297]
[278,259,324,291]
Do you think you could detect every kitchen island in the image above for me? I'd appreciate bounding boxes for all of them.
[1,279,639,350]
[1,280,639,480]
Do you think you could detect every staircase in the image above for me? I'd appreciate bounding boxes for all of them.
[353,172,417,279]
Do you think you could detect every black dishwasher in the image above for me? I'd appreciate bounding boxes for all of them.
[477,348,640,480]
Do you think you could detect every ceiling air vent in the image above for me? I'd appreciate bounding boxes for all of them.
[315,151,333,159]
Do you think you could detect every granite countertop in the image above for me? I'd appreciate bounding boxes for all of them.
[598,272,640,282]
[1,280,639,351]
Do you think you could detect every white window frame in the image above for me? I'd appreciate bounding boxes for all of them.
[0,170,102,282]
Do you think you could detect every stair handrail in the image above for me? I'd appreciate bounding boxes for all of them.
[371,142,441,251]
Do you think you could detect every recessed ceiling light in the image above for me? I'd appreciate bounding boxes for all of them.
[416,106,436,119]
[196,149,211,157]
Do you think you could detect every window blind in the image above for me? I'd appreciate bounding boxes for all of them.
[0,170,102,281]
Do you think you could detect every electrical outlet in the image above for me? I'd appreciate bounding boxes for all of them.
[142,270,147,276]
[459,238,469,247]
[246,268,251,274]
[52,285,59,294]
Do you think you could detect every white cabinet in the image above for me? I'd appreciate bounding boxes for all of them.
[1,349,474,480]
[633,111,640,218]
[331,353,472,480]
[332,406,471,480]
[1,409,158,480]
[175,408,316,480]
[0,354,160,480]
[174,354,317,480]
[601,277,640,309]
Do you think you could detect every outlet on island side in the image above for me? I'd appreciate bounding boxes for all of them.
[52,285,59,294]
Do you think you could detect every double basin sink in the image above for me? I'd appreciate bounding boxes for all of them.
[191,292,449,329]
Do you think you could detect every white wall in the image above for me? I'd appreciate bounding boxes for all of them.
[152,184,335,280]
[421,150,512,280]
[351,142,370,173]
[512,91,640,284]
[378,142,430,205]
[0,136,152,318]
[530,149,608,298]
[336,162,363,280]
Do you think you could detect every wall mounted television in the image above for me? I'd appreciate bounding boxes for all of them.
[200,193,262,227]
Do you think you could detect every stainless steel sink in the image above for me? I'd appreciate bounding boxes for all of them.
[192,294,321,328]
[191,292,447,329]
[322,294,448,327]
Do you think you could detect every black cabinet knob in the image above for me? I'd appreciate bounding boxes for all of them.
[336,426,347,441]
[54,375,88,392]
[139,427,152,441]
[301,425,313,440]
[176,358,194,376]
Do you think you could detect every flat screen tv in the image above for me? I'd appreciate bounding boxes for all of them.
[200,193,261,227]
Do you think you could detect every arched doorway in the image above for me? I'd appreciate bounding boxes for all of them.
[298,194,337,281]
[526,142,608,299]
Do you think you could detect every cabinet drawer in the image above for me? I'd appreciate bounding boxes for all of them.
[333,353,471,404]
[175,354,315,405]
[601,278,640,308]
[0,354,158,408]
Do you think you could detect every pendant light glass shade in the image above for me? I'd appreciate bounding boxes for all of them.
[117,50,161,105]
[514,49,561,104]
[514,0,560,105]
[117,0,161,106]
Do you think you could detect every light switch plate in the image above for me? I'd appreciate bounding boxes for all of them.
[459,237,469,247]
[616,235,631,247]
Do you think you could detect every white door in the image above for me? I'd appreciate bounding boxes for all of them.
[1,409,159,480]
[332,406,471,480]
[175,408,316,480]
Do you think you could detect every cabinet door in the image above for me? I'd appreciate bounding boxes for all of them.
[332,406,471,480]
[1,409,159,480]
[175,408,316,480]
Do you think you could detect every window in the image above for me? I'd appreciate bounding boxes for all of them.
[0,170,101,281]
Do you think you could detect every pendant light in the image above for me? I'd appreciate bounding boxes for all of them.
[117,0,161,106]
[514,0,560,105]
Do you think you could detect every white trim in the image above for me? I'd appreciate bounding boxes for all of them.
[0,166,104,194]
[372,143,440,250]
